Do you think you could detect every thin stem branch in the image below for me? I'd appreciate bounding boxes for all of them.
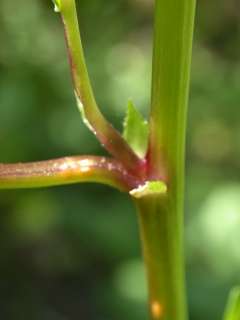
[59,0,145,175]
[0,156,139,191]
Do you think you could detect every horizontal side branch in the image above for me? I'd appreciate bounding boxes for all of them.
[0,156,139,191]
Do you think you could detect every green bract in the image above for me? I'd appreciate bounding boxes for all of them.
[130,181,167,198]
[52,0,61,12]
[123,101,149,158]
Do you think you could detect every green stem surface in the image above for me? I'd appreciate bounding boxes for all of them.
[223,287,240,320]
[135,194,187,320]
[148,0,196,179]
[135,0,196,319]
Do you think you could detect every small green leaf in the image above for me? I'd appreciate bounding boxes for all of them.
[224,287,240,320]
[52,0,61,12]
[123,101,149,158]
[130,181,167,198]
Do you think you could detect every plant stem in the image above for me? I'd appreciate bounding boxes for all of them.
[0,156,138,191]
[134,0,196,319]
[59,0,144,175]
[148,0,196,179]
[223,287,240,320]
[135,194,187,320]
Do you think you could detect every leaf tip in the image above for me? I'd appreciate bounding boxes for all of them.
[123,100,149,158]
[52,0,62,13]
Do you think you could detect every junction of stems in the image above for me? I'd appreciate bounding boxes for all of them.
[1,1,239,319]
[0,1,198,320]
[59,0,145,176]
[137,0,196,319]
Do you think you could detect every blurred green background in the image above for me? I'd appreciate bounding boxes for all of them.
[0,0,240,319]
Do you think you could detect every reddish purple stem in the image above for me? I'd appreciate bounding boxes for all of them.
[0,156,140,191]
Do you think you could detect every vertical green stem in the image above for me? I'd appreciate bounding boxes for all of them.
[135,0,196,319]
[148,0,196,179]
[135,194,187,320]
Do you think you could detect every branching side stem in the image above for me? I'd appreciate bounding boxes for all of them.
[0,156,138,191]
[60,0,145,176]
